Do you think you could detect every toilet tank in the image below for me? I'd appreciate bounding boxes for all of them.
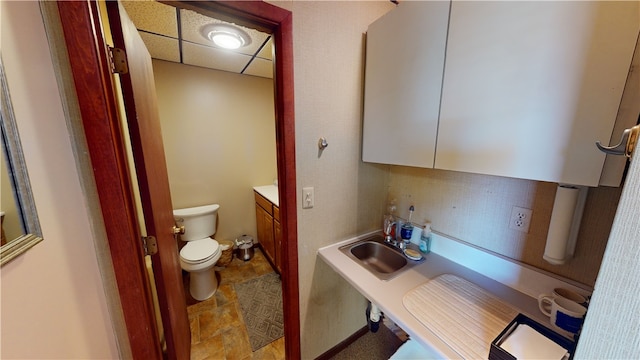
[173,204,219,241]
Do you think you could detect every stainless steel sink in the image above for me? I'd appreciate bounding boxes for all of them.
[339,234,425,280]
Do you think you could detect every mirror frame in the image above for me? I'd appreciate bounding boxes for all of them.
[0,56,43,266]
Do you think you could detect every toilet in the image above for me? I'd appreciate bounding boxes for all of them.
[173,204,221,301]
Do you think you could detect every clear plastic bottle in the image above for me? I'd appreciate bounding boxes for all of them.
[419,223,432,254]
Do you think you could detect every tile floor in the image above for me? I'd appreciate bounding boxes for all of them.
[184,247,285,360]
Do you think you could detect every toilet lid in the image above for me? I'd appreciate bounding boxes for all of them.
[180,238,220,264]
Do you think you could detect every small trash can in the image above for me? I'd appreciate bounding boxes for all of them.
[235,235,254,261]
[217,240,234,267]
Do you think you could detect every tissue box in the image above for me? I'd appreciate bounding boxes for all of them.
[489,313,576,360]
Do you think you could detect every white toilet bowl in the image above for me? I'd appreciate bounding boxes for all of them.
[174,204,221,301]
[180,238,221,300]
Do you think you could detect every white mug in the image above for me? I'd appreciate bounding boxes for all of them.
[547,287,587,306]
[538,295,587,334]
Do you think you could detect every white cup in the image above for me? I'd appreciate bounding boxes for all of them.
[550,287,587,306]
[538,295,587,334]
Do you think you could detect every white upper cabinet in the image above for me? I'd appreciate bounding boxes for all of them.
[362,1,450,168]
[363,1,639,187]
[437,1,638,186]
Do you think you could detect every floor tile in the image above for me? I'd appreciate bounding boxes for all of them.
[185,248,285,359]
[248,337,286,360]
[190,316,200,345]
[190,333,225,360]
[222,324,253,359]
[199,301,243,340]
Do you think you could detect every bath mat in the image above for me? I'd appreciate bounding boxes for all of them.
[234,272,284,351]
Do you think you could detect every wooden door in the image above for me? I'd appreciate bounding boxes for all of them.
[56,1,299,358]
[105,2,191,359]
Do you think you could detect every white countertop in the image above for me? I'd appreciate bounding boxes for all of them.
[253,185,279,207]
[318,231,587,358]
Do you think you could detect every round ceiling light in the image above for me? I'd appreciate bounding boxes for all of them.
[201,24,251,50]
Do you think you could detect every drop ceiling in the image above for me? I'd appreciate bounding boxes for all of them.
[121,1,274,79]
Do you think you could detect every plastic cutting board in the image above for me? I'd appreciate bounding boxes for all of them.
[403,274,518,359]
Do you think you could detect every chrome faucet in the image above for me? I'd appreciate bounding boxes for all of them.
[384,220,397,245]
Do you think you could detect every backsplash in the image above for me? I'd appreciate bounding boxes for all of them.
[387,166,621,286]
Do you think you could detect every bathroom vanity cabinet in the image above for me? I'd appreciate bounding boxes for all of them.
[362,1,639,187]
[254,191,281,274]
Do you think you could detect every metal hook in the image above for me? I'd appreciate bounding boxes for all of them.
[596,125,639,158]
[318,137,328,150]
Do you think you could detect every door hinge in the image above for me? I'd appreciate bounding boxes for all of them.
[142,236,158,256]
[108,46,129,74]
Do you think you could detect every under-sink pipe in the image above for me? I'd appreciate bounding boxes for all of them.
[366,301,382,333]
[369,302,382,323]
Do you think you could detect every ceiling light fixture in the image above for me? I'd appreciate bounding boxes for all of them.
[201,24,251,50]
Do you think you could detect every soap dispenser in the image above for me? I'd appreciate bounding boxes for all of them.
[399,206,415,250]
[419,223,432,254]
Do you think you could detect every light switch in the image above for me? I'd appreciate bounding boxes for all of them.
[302,187,314,209]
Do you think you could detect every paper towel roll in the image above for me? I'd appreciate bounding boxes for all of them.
[544,186,580,265]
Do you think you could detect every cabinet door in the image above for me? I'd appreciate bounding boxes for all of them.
[362,1,450,168]
[437,1,639,186]
[255,204,275,265]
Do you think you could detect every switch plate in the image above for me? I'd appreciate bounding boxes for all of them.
[509,206,532,233]
[302,187,314,209]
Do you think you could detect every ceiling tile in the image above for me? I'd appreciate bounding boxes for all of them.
[180,9,270,57]
[122,1,274,77]
[121,1,178,37]
[256,38,273,61]
[182,42,252,73]
[139,32,180,63]
[243,58,274,79]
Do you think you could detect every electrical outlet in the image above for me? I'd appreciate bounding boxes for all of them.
[509,206,532,233]
[302,187,314,209]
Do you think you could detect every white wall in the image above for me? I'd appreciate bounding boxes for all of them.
[388,166,620,286]
[0,2,118,358]
[280,1,395,358]
[575,139,640,358]
[152,60,277,242]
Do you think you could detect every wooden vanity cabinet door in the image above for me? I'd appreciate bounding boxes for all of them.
[255,202,275,266]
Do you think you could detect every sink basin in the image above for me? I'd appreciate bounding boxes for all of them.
[350,241,407,273]
[339,234,425,280]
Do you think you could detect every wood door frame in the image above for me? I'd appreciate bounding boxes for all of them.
[56,0,299,358]
[166,2,300,358]
[55,1,164,358]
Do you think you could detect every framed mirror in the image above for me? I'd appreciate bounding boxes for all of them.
[1,56,43,266]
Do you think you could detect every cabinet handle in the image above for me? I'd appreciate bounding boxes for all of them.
[596,125,639,158]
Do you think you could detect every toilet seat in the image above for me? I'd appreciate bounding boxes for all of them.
[180,238,220,264]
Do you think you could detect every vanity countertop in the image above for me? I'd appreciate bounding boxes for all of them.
[318,232,588,358]
[253,185,279,207]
